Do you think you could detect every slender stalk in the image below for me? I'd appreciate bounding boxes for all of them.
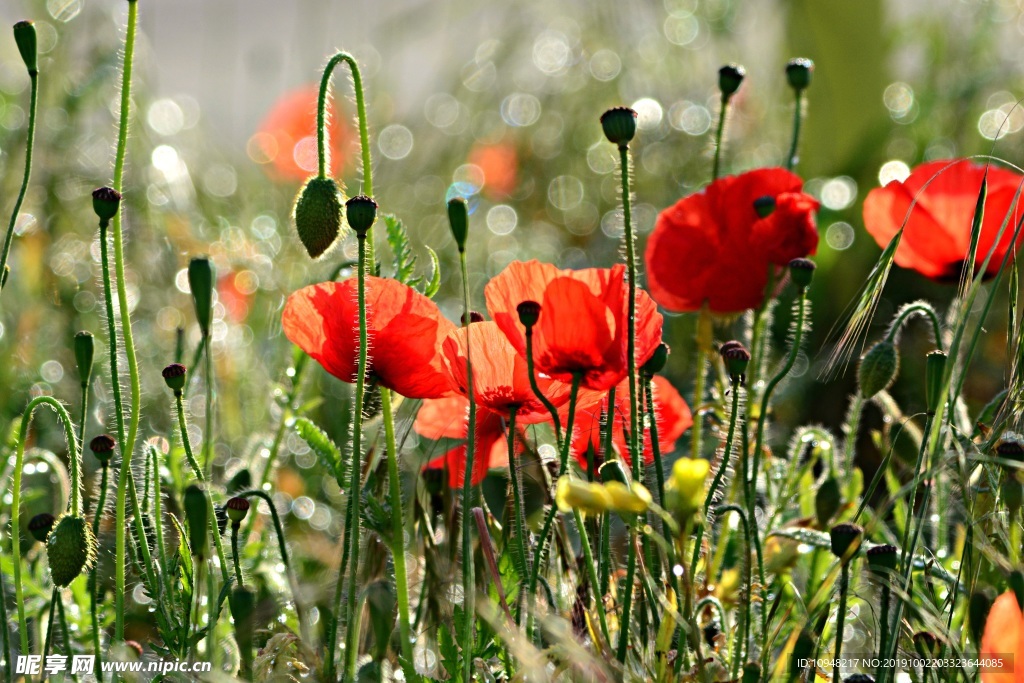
[877,584,891,668]
[525,330,562,442]
[597,386,616,598]
[616,523,640,663]
[380,388,417,682]
[712,94,729,180]
[574,508,611,645]
[457,249,477,682]
[832,563,850,683]
[90,462,109,677]
[691,309,712,459]
[231,525,244,588]
[506,407,530,624]
[786,90,803,172]
[203,331,214,475]
[0,67,37,297]
[0,552,10,683]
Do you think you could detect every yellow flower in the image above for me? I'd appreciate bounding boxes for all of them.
[555,477,613,515]
[604,481,652,515]
[665,457,710,518]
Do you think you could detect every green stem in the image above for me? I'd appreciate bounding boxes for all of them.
[506,407,530,624]
[885,302,944,351]
[617,145,641,475]
[715,506,750,679]
[0,560,9,683]
[231,525,244,588]
[525,331,562,442]
[877,584,890,670]
[616,524,639,663]
[90,462,109,679]
[55,592,75,683]
[691,309,712,459]
[833,563,850,683]
[0,69,37,297]
[458,250,477,682]
[203,333,214,475]
[380,388,417,682]
[574,507,611,645]
[712,94,730,180]
[786,90,803,172]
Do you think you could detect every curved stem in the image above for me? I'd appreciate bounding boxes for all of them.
[885,302,944,351]
[0,70,37,297]
[786,90,803,172]
[458,249,477,682]
[525,331,561,442]
[574,507,611,645]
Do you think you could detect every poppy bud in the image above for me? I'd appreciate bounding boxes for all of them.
[642,342,670,376]
[844,676,875,683]
[46,513,97,586]
[866,543,898,577]
[447,197,469,252]
[346,195,378,238]
[600,106,638,147]
[188,257,214,337]
[912,631,940,658]
[785,58,814,92]
[604,481,652,515]
[599,459,630,485]
[517,300,541,329]
[1001,476,1022,515]
[13,21,37,75]
[461,311,484,325]
[741,662,760,683]
[225,496,250,525]
[229,585,257,674]
[814,477,841,528]
[162,363,187,394]
[89,434,116,465]
[718,64,746,98]
[788,258,816,290]
[997,435,1024,463]
[829,522,863,562]
[857,341,898,398]
[227,468,252,494]
[293,176,344,258]
[925,350,947,416]
[183,483,209,559]
[753,195,775,218]
[968,588,995,646]
[720,340,750,381]
[28,512,55,543]
[92,187,122,224]
[74,331,94,388]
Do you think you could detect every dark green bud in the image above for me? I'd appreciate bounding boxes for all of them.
[720,340,750,382]
[447,197,469,252]
[642,342,670,376]
[517,301,541,329]
[188,257,214,337]
[814,477,841,528]
[866,543,898,577]
[227,468,252,494]
[858,341,899,398]
[13,21,37,75]
[600,106,638,147]
[829,522,863,562]
[293,176,344,258]
[599,459,630,486]
[183,484,209,560]
[28,512,55,543]
[46,513,97,586]
[968,588,995,646]
[718,64,746,98]
[162,363,187,393]
[74,331,94,388]
[741,662,760,683]
[89,434,117,465]
[912,631,940,658]
[225,496,250,525]
[786,58,814,91]
[788,258,816,290]
[345,195,378,237]
[92,187,121,224]
[925,350,947,416]
[1002,476,1023,515]
[753,195,775,218]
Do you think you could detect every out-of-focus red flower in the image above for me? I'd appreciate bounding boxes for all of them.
[218,272,254,323]
[863,160,1024,281]
[484,260,663,391]
[645,168,819,314]
[254,84,348,183]
[570,375,692,471]
[980,590,1024,682]
[470,143,517,198]
[281,277,455,399]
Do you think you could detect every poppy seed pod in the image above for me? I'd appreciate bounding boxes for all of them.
[225,496,250,525]
[74,331,94,388]
[814,477,841,528]
[188,257,215,337]
[718,64,746,98]
[162,363,187,393]
[925,350,947,416]
[720,340,750,381]
[785,58,814,91]
[642,342,670,376]
[788,258,816,290]
[600,106,638,147]
[89,434,117,465]
[345,195,378,237]
[92,187,122,224]
[183,484,209,559]
[13,21,37,75]
[46,513,97,586]
[293,176,344,258]
[447,197,469,252]
[28,512,56,543]
[829,522,863,562]
[866,543,899,577]
[753,195,775,218]
[968,588,995,646]
[516,300,541,329]
[857,341,899,398]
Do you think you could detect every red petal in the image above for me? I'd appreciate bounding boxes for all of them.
[980,591,1023,683]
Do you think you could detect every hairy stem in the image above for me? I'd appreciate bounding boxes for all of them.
[0,68,37,297]
[458,249,477,682]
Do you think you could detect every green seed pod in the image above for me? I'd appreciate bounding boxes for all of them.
[788,258,816,290]
[74,331,94,389]
[91,187,122,224]
[345,195,378,238]
[89,434,117,466]
[829,522,863,563]
[225,496,250,525]
[599,459,630,486]
[188,257,214,337]
[866,543,898,578]
[229,585,256,675]
[925,350,947,416]
[292,176,344,258]
[718,64,746,98]
[516,301,541,329]
[46,513,97,586]
[968,588,995,646]
[720,341,750,382]
[642,342,670,377]
[183,484,209,560]
[857,341,899,398]
[447,197,469,253]
[13,21,37,75]
[28,512,55,543]
[600,106,638,147]
[162,363,187,394]
[814,477,841,528]
[753,195,775,218]
[785,58,814,91]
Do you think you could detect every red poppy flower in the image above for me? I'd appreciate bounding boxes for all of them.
[415,395,520,487]
[484,260,664,391]
[570,375,692,471]
[282,277,455,399]
[980,590,1024,682]
[253,84,348,183]
[863,160,1024,281]
[469,143,518,198]
[645,168,819,314]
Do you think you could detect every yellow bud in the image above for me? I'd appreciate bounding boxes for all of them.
[604,481,652,515]
[555,477,613,516]
[666,457,710,518]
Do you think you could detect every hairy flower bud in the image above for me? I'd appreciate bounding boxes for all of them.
[858,341,898,398]
[814,477,841,528]
[13,21,37,75]
[188,257,215,337]
[293,176,344,258]
[183,484,209,560]
[46,513,97,586]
